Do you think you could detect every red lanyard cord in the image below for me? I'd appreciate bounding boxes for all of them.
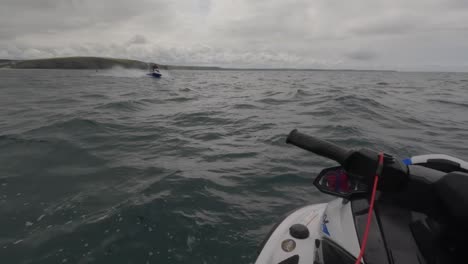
[354,152,384,264]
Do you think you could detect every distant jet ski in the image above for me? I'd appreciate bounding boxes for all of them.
[147,71,162,78]
[148,63,162,78]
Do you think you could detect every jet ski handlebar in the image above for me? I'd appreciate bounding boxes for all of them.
[287,129,409,191]
[286,129,349,165]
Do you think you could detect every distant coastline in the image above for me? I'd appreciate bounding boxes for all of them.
[0,57,154,70]
[0,56,396,72]
[0,57,227,71]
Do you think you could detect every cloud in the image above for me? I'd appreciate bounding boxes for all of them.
[1,0,468,70]
[0,0,173,39]
[345,50,377,61]
[347,16,417,36]
[128,35,148,45]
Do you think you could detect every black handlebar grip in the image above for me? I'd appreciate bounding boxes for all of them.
[286,129,350,165]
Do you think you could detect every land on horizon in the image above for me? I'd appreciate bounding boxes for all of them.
[0,56,397,72]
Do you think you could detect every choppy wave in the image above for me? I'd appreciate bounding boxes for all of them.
[428,99,468,109]
[97,100,149,112]
[0,69,467,263]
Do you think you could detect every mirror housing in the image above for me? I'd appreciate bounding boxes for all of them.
[313,166,369,198]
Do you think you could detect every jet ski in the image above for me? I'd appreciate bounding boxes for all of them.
[256,129,468,264]
[147,71,162,78]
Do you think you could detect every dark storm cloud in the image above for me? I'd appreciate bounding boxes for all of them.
[1,0,468,70]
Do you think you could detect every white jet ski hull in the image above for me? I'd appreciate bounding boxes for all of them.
[255,198,361,264]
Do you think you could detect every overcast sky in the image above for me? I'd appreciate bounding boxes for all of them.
[1,0,468,71]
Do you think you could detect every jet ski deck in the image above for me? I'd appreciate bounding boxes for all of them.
[256,200,360,264]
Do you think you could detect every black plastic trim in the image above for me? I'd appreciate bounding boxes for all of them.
[351,199,390,264]
[320,237,357,264]
[278,255,299,264]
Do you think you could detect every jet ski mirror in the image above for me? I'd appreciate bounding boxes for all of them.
[313,166,369,198]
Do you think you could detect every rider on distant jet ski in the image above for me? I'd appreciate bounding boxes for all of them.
[150,64,160,73]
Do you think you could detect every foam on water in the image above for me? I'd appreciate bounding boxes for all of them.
[94,66,169,79]
[95,66,148,78]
